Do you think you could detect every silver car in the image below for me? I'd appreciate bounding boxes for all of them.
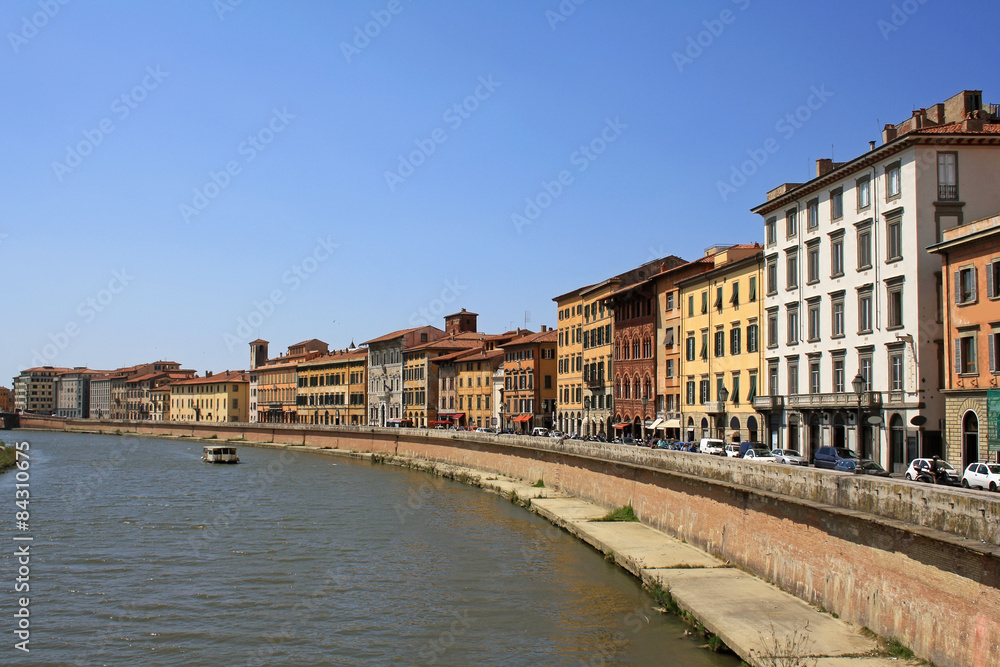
[772,448,808,466]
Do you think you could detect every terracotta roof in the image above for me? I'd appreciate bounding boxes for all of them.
[912,121,1000,134]
[362,326,426,346]
[504,329,558,347]
[19,367,74,374]
[169,371,249,386]
[297,349,368,366]
[249,339,269,344]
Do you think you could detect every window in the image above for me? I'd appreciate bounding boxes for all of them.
[686,335,695,361]
[786,305,799,344]
[730,327,742,355]
[686,381,695,405]
[956,267,977,304]
[714,330,725,357]
[730,282,740,306]
[786,250,798,289]
[989,260,1000,299]
[786,208,797,238]
[858,287,873,334]
[886,162,901,199]
[831,293,845,338]
[787,359,799,395]
[857,177,871,210]
[766,310,778,348]
[688,294,694,316]
[889,350,904,391]
[731,374,741,405]
[749,276,757,302]
[830,188,844,220]
[747,322,759,353]
[768,364,779,395]
[806,241,820,284]
[766,257,778,295]
[857,223,872,270]
[666,359,674,378]
[859,353,873,391]
[701,291,708,314]
[807,199,819,229]
[989,329,999,374]
[886,215,902,263]
[665,293,674,311]
[807,299,821,342]
[886,279,904,329]
[699,379,710,404]
[956,333,977,375]
[766,217,776,245]
[830,230,845,277]
[832,356,845,393]
[700,332,708,360]
[747,373,757,402]
[715,286,724,312]
[809,359,821,394]
[937,152,957,201]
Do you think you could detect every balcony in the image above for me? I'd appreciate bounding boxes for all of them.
[937,184,958,201]
[752,395,784,410]
[784,392,883,410]
[585,375,605,388]
[704,401,724,414]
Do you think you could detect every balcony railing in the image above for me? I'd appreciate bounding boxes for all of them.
[703,401,724,414]
[938,184,958,201]
[752,395,783,410]
[779,392,884,409]
[585,375,605,387]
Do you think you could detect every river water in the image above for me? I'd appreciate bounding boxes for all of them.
[1,431,740,666]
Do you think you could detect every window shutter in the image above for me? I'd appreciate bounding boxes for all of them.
[955,338,962,374]
[747,375,757,401]
[989,333,997,374]
[971,268,978,302]
[987,262,995,299]
[954,271,962,303]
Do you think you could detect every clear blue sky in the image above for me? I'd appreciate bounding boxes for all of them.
[4,0,998,383]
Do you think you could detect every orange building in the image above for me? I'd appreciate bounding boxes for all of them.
[251,339,329,423]
[502,327,558,432]
[929,214,1000,466]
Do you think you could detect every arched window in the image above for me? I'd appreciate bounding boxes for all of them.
[747,415,758,443]
[632,339,640,359]
[633,378,641,400]
[963,411,980,469]
[615,341,620,360]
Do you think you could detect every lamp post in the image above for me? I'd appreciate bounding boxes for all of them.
[718,385,729,441]
[641,393,648,442]
[584,396,591,437]
[335,408,340,426]
[852,373,865,457]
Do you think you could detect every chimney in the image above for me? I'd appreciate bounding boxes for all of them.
[540,325,548,332]
[882,124,897,144]
[868,140,876,151]
[816,158,835,177]
[206,371,213,377]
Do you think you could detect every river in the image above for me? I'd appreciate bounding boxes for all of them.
[1,431,741,666]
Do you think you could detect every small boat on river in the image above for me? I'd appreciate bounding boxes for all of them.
[202,445,240,464]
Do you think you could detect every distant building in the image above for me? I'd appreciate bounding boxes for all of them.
[0,387,13,412]
[13,366,71,414]
[169,371,251,422]
[502,327,558,433]
[296,347,368,426]
[55,368,107,418]
[250,339,329,423]
[363,326,446,426]
[928,213,1000,466]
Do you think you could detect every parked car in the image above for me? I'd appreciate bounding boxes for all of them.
[742,447,776,462]
[655,439,674,449]
[698,438,725,455]
[531,427,550,437]
[474,427,495,433]
[737,441,765,458]
[834,458,890,477]
[618,436,636,446]
[904,458,960,485]
[962,462,1000,491]
[772,449,808,466]
[813,446,861,470]
[724,444,740,458]
[548,430,564,438]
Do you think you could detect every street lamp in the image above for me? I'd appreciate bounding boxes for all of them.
[640,393,648,442]
[718,385,729,441]
[584,396,591,437]
[852,373,865,457]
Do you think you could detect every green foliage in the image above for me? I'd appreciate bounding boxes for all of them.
[0,444,16,472]
[887,638,915,660]
[532,479,545,488]
[595,504,638,522]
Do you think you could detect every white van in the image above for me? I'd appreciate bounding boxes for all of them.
[698,438,725,455]
[531,427,549,437]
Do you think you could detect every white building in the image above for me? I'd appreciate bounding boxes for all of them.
[751,90,1000,473]
[363,326,445,426]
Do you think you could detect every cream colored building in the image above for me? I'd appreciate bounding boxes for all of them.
[170,371,250,422]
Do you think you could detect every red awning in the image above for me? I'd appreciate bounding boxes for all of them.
[613,423,628,429]
[428,420,452,426]
[512,414,532,423]
[438,412,465,420]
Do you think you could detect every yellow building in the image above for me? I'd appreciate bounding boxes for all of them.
[150,385,171,421]
[553,289,585,435]
[676,246,765,443]
[170,371,250,423]
[296,348,368,426]
[454,347,505,429]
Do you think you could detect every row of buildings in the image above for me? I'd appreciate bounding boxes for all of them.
[9,90,1000,473]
